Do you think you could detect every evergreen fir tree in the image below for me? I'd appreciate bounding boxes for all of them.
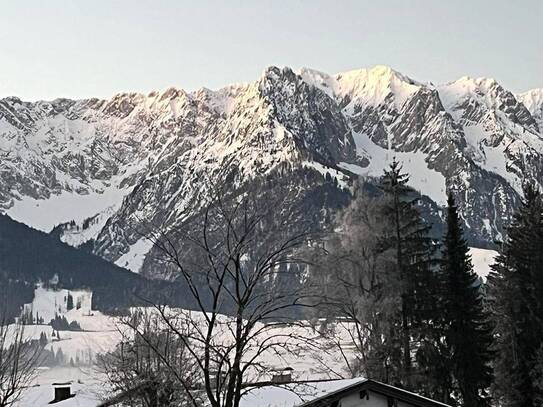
[439,192,493,406]
[39,331,48,347]
[531,346,543,406]
[489,183,543,406]
[55,347,65,365]
[66,292,74,311]
[378,159,438,389]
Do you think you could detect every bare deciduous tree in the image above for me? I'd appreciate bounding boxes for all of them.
[309,189,402,382]
[98,310,199,407]
[0,312,43,407]
[131,176,323,407]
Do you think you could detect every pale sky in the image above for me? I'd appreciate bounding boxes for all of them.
[0,0,541,101]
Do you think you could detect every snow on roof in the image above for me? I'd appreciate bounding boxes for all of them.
[52,382,72,387]
[239,378,366,407]
[240,377,453,407]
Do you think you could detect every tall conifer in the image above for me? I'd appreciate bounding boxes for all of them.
[378,159,437,389]
[490,183,543,406]
[440,192,493,406]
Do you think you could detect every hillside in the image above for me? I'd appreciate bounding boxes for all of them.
[0,214,188,319]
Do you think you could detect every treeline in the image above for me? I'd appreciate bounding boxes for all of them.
[50,315,82,331]
[0,279,34,324]
[310,160,543,406]
[0,214,197,320]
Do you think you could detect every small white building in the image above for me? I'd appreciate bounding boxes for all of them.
[240,378,450,407]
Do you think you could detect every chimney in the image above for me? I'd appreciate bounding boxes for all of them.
[52,382,73,403]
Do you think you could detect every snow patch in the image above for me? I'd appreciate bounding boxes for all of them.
[341,132,447,205]
[114,237,154,273]
[6,186,128,233]
[301,161,349,189]
[469,247,498,280]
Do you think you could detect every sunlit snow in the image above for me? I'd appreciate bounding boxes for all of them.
[340,132,447,205]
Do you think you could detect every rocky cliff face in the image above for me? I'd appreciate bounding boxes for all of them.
[1,65,542,275]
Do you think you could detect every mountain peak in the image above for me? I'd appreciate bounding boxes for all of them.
[366,64,400,78]
[297,67,337,98]
[450,75,499,90]
[298,65,422,110]
[333,65,421,109]
[440,74,540,125]
[260,66,297,82]
[338,65,419,85]
[518,88,543,130]
[519,88,543,106]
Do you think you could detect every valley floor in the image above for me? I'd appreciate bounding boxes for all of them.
[11,248,497,406]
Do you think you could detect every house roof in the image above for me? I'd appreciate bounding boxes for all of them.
[297,379,451,407]
[239,378,451,407]
[51,381,72,387]
[239,379,364,407]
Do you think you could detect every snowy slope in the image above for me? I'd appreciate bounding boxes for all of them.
[13,285,367,406]
[114,237,154,272]
[22,284,93,325]
[339,132,447,205]
[16,367,104,407]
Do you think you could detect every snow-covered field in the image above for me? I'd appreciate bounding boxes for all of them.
[9,285,357,406]
[8,286,120,370]
[17,367,105,407]
[8,248,497,407]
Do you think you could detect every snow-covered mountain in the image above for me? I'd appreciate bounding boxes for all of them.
[301,66,543,243]
[518,88,543,134]
[1,65,542,275]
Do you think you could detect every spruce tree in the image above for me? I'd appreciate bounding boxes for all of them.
[39,331,48,347]
[66,293,74,311]
[489,183,543,406]
[439,192,493,406]
[378,159,438,389]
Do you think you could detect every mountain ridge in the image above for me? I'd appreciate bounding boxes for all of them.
[1,65,542,275]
